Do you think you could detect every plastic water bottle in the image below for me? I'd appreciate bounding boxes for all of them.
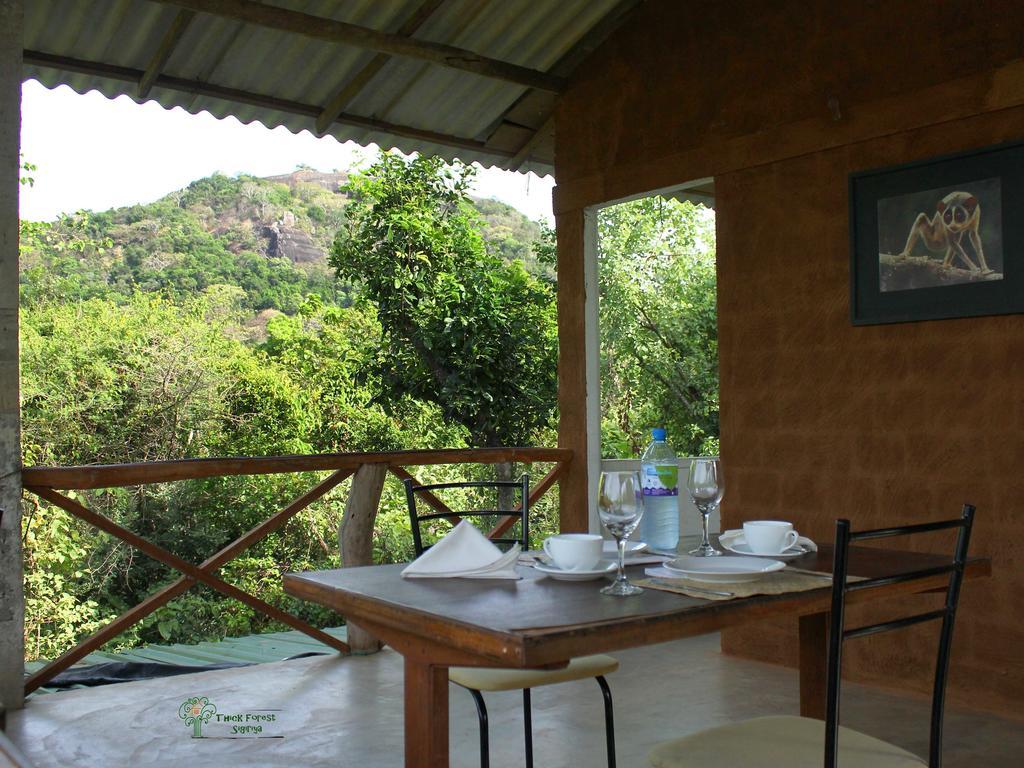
[640,428,680,551]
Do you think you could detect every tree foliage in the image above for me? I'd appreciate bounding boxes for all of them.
[330,154,558,447]
[598,196,719,457]
[19,293,474,658]
[18,171,549,316]
[17,163,718,663]
[18,165,567,661]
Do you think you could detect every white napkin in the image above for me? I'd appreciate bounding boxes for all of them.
[719,529,818,552]
[401,520,522,579]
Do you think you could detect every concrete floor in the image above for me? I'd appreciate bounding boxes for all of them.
[6,634,1022,767]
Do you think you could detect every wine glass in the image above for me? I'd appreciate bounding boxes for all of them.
[598,470,645,596]
[687,458,723,557]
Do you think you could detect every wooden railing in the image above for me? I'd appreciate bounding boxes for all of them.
[20,447,571,694]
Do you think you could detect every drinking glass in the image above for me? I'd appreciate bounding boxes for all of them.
[687,458,723,557]
[598,470,645,596]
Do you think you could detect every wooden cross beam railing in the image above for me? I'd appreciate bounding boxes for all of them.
[21,470,354,694]
[20,446,571,693]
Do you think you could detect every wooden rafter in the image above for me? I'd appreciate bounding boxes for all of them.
[23,50,516,163]
[138,9,195,98]
[152,0,565,93]
[315,0,445,137]
[508,113,554,171]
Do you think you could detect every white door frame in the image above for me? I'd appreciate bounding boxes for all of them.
[583,178,716,535]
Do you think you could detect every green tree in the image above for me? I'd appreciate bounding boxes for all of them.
[19,153,36,186]
[18,291,476,656]
[17,163,560,659]
[598,196,719,457]
[330,154,558,448]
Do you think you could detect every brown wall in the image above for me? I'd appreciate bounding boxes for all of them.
[554,0,1024,715]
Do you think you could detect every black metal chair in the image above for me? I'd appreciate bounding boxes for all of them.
[649,504,976,768]
[404,475,618,768]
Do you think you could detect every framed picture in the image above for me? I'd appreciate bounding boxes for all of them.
[849,139,1024,325]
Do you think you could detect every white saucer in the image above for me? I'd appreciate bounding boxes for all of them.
[661,555,785,583]
[533,561,617,581]
[719,531,806,560]
[602,540,648,556]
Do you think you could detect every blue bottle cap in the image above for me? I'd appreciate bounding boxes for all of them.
[651,427,667,441]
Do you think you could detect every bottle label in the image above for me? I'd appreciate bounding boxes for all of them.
[641,464,678,496]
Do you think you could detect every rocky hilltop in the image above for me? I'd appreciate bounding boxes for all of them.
[262,211,324,264]
[263,168,348,192]
[19,169,547,316]
[258,171,345,264]
[253,169,544,269]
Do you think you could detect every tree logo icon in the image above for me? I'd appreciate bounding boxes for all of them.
[178,696,217,738]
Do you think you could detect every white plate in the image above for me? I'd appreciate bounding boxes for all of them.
[661,555,785,583]
[533,561,617,581]
[719,532,807,560]
[602,540,648,555]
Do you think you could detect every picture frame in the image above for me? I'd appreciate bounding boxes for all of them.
[849,139,1024,325]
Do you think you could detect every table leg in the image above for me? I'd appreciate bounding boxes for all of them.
[799,612,829,719]
[404,657,449,768]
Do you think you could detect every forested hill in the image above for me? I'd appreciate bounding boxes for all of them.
[18,169,546,316]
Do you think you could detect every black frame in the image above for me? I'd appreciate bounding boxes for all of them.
[401,476,616,768]
[850,139,1024,325]
[824,505,975,768]
[403,475,531,555]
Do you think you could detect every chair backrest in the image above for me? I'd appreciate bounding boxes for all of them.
[824,505,975,768]
[403,474,531,556]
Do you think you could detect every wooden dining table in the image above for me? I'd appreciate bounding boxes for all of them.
[283,544,989,768]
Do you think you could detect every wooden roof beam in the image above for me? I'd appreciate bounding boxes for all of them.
[24,50,516,163]
[138,9,195,98]
[315,0,444,137]
[508,113,553,171]
[151,0,565,93]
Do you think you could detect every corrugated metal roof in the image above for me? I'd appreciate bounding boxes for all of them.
[23,0,633,175]
[26,625,348,695]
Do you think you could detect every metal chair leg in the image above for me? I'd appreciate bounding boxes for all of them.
[467,688,489,768]
[596,676,616,768]
[523,688,534,768]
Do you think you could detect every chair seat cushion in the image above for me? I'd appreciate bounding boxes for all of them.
[648,715,925,768]
[448,654,618,692]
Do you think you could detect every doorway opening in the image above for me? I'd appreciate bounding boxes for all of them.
[586,179,719,538]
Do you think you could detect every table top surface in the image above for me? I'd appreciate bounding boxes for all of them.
[283,544,989,666]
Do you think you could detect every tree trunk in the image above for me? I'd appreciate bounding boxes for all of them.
[495,460,516,518]
[339,463,387,653]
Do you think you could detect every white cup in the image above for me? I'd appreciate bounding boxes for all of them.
[742,521,800,555]
[543,533,603,571]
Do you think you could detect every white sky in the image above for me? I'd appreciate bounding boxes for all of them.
[18,80,556,224]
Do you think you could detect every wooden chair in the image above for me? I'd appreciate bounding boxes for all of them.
[649,505,976,768]
[404,475,618,768]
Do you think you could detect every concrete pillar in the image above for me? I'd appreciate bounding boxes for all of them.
[0,0,22,716]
